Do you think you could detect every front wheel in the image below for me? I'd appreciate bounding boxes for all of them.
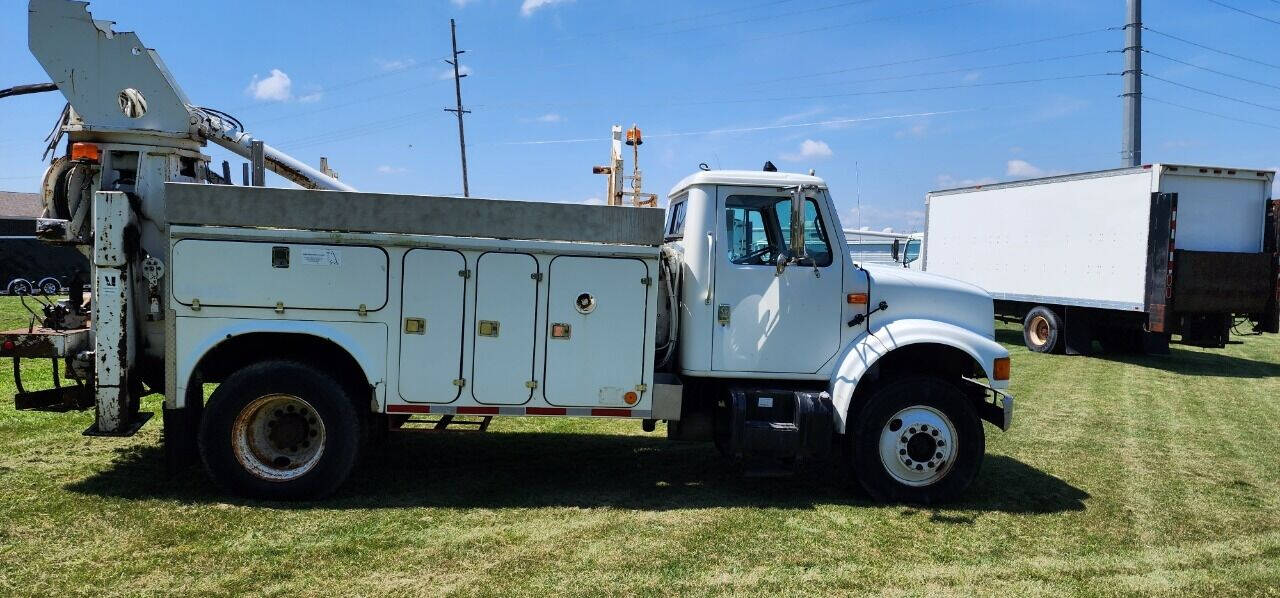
[198,360,361,500]
[850,376,985,503]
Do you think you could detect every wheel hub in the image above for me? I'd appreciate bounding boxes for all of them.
[232,394,326,481]
[879,406,957,487]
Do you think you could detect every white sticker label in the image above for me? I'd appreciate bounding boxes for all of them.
[300,248,341,266]
[757,396,774,408]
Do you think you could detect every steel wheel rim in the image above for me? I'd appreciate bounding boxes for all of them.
[878,405,957,487]
[232,394,326,482]
[41,281,59,295]
[1029,315,1050,346]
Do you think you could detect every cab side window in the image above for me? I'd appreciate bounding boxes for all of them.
[666,200,687,239]
[724,195,833,267]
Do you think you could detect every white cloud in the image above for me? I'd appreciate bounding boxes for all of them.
[895,122,928,139]
[936,174,998,189]
[535,113,563,123]
[297,91,323,103]
[846,205,926,232]
[521,0,572,16]
[1006,159,1046,178]
[775,107,826,124]
[438,64,473,80]
[451,0,476,6]
[582,196,605,205]
[781,139,833,161]
[377,58,418,72]
[962,71,982,82]
[246,69,292,102]
[376,165,408,175]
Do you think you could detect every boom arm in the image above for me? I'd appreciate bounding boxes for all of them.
[27,0,354,192]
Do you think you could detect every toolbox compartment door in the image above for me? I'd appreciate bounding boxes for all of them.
[471,252,539,405]
[172,240,387,311]
[543,256,649,407]
[398,249,467,403]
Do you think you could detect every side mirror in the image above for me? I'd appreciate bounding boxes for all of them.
[891,239,901,262]
[775,252,788,276]
[789,187,807,261]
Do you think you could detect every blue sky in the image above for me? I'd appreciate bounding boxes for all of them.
[2,0,1278,231]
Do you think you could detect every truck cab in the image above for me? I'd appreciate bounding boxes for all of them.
[660,170,1013,502]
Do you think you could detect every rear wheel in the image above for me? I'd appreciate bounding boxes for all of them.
[198,360,360,500]
[7,279,33,296]
[850,376,984,503]
[1022,306,1062,353]
[38,278,61,296]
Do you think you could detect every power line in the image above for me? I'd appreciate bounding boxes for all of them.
[1145,95,1280,130]
[1205,0,1280,25]
[1143,73,1280,112]
[1144,50,1280,91]
[769,51,1112,90]
[476,108,992,146]
[1143,27,1280,71]
[481,0,987,81]
[553,0,803,42]
[681,73,1114,107]
[752,27,1113,86]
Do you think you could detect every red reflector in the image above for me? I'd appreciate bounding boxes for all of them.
[457,406,500,415]
[387,404,431,414]
[1,340,14,351]
[591,408,632,417]
[526,407,567,416]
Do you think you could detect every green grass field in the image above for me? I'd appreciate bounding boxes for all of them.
[0,296,1277,596]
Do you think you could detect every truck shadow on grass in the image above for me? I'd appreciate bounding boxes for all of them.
[67,431,1088,515]
[994,328,1280,378]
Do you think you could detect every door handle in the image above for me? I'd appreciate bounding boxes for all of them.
[704,232,714,304]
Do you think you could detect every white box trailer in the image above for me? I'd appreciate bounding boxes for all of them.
[923,164,1280,354]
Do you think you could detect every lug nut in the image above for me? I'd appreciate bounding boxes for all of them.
[899,449,906,455]
[931,430,938,437]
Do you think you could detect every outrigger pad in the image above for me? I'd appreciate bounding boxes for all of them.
[83,411,153,437]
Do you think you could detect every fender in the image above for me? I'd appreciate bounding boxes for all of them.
[173,316,388,409]
[827,318,1009,433]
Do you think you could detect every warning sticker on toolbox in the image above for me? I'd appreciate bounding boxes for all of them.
[300,248,342,266]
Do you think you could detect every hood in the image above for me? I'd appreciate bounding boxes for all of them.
[862,263,996,339]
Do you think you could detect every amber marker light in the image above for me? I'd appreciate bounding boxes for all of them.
[993,357,1011,381]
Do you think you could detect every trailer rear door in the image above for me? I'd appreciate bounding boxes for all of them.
[1159,170,1270,253]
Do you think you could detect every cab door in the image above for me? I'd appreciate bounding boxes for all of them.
[711,186,843,373]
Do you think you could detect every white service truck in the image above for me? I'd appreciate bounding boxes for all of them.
[922,165,1280,354]
[2,0,1012,502]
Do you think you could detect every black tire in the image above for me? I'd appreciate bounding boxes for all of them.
[198,360,361,500]
[38,278,61,296]
[7,279,33,296]
[1022,306,1062,353]
[850,376,985,504]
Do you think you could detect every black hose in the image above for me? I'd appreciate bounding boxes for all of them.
[0,82,58,99]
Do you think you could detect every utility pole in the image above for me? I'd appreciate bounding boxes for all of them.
[444,18,471,197]
[1122,0,1142,167]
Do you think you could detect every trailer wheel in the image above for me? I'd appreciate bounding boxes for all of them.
[198,360,360,500]
[7,279,33,296]
[1022,306,1061,353]
[38,278,61,296]
[850,376,984,503]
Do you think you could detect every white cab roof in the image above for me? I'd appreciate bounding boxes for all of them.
[668,170,828,198]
